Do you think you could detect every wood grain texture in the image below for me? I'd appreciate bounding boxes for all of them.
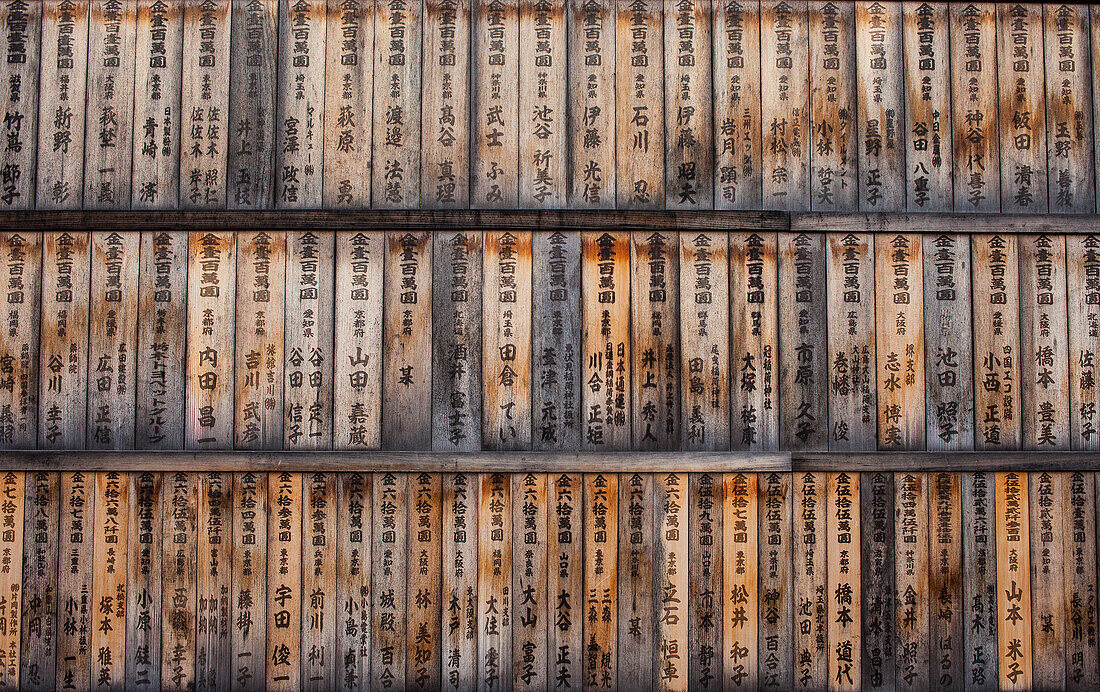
[333,231,383,450]
[179,0,231,210]
[471,0,519,209]
[723,472,757,689]
[372,472,407,689]
[855,0,904,212]
[902,1,952,212]
[655,471,688,690]
[860,471,894,690]
[1068,234,1100,450]
[632,231,679,451]
[20,472,59,691]
[760,0,809,211]
[1047,3,1094,213]
[518,0,566,208]
[1020,233,1070,451]
[477,472,512,691]
[730,232,779,451]
[227,0,278,210]
[196,472,232,690]
[688,472,722,691]
[778,232,828,451]
[581,232,631,451]
[949,2,1000,213]
[532,230,582,451]
[714,0,762,210]
[874,233,925,450]
[266,472,302,690]
[566,0,615,209]
[274,0,326,208]
[371,0,421,208]
[421,0,471,209]
[442,472,478,691]
[997,3,1047,214]
[615,0,663,210]
[793,471,827,690]
[826,471,860,692]
[336,472,370,690]
[583,472,616,690]
[928,471,962,691]
[483,231,532,450]
[1066,471,1098,689]
[132,0,183,210]
[808,0,856,212]
[0,0,41,210]
[894,472,928,690]
[664,0,713,210]
[406,472,442,690]
[302,472,337,689]
[680,231,728,451]
[617,472,653,691]
[1028,471,1066,690]
[83,0,136,210]
[0,232,40,448]
[758,471,792,689]
[0,472,23,686]
[995,471,1032,690]
[322,0,373,209]
[185,231,236,449]
[971,234,1022,450]
[161,472,197,691]
[548,473,582,691]
[923,234,974,451]
[231,471,267,691]
[512,472,548,690]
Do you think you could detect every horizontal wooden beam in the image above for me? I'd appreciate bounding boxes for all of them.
[790,451,1100,472]
[790,212,1100,234]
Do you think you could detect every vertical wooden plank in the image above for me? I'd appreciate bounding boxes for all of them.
[161,472,197,692]
[680,231,728,451]
[0,232,40,447]
[860,471,894,690]
[614,0,664,210]
[760,0,809,211]
[923,234,974,451]
[972,234,1022,451]
[180,0,231,209]
[407,473,442,689]
[0,1,41,209]
[722,472,757,689]
[336,472,370,690]
[961,471,997,692]
[581,231,631,451]
[825,232,877,451]
[432,231,483,452]
[793,472,827,690]
[39,231,90,450]
[382,231,432,449]
[478,472,512,691]
[875,234,925,450]
[808,0,856,212]
[0,472,23,686]
[472,0,519,208]
[655,472,688,690]
[902,1,952,211]
[583,473,616,690]
[56,473,94,691]
[854,0,904,212]
[231,471,267,691]
[1066,472,1099,689]
[714,0,761,210]
[36,0,90,209]
[137,231,187,450]
[632,230,679,451]
[778,231,828,451]
[372,472,407,689]
[275,0,325,208]
[483,231,532,450]
[513,473,548,691]
[826,472,859,692]
[302,473,337,689]
[234,231,286,449]
[90,473,127,687]
[617,472,653,691]
[664,0,712,209]
[132,0,183,209]
[371,0,421,208]
[566,0,615,208]
[995,472,1032,690]
[186,231,236,449]
[688,473,722,691]
[196,473,233,690]
[266,472,302,690]
[443,472,478,690]
[758,471,792,689]
[322,0,372,208]
[1020,234,1070,450]
[532,230,582,450]
[928,471,962,691]
[1028,472,1065,690]
[333,231,384,451]
[1069,235,1100,450]
[518,0,566,207]
[549,473,583,690]
[83,0,136,210]
[227,0,278,209]
[996,3,1047,213]
[730,232,779,451]
[894,472,928,690]
[21,472,59,691]
[283,231,334,450]
[1046,4,1094,213]
[421,0,470,209]
[949,2,1000,212]
[87,231,140,449]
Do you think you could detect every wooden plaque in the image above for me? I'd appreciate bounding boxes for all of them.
[972,234,1022,450]
[961,471,997,692]
[266,472,302,690]
[664,0,713,210]
[532,230,582,451]
[334,231,384,450]
[566,0,614,208]
[714,0,762,210]
[617,472,653,690]
[583,472,617,690]
[512,472,548,690]
[996,3,1047,213]
[995,471,1032,690]
[826,472,860,691]
[483,231,532,450]
[196,473,232,690]
[730,232,779,451]
[227,0,278,209]
[162,472,197,692]
[185,231,236,449]
[949,2,1000,213]
[1066,472,1099,689]
[180,0,231,209]
[83,0,136,210]
[1028,471,1065,690]
[874,233,925,450]
[302,473,337,689]
[928,471,963,690]
[680,231,729,451]
[549,473,582,690]
[0,232,40,448]
[581,231,631,451]
[615,0,663,211]
[372,472,408,689]
[793,471,827,689]
[383,231,433,449]
[894,472,928,689]
[275,0,326,208]
[760,0,809,211]
[57,472,95,691]
[902,1,952,211]
[758,471,792,689]
[655,472,688,690]
[407,472,442,689]
[632,231,679,451]
[0,1,40,209]
[336,472,370,690]
[0,472,23,686]
[20,472,59,691]
[372,0,422,208]
[688,472,723,690]
[1046,4,1095,213]
[231,471,268,691]
[472,0,519,208]
[442,472,478,690]
[322,0,373,209]
[39,232,90,449]
[860,471,894,690]
[1068,235,1100,450]
[1020,234,1070,451]
[778,232,828,451]
[517,0,566,208]
[808,0,856,212]
[723,472,757,689]
[855,0,904,212]
[478,472,513,690]
[90,475,128,686]
[421,0,471,208]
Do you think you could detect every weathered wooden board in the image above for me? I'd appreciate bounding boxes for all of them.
[583,472,616,689]
[758,471,792,689]
[894,472,928,689]
[855,0,904,212]
[39,231,90,449]
[185,231,236,449]
[483,231,532,450]
[1029,471,1066,690]
[723,471,757,689]
[336,472,370,690]
[196,473,232,690]
[161,471,196,691]
[928,471,963,691]
[730,232,779,451]
[372,472,407,689]
[433,231,483,452]
[664,0,713,210]
[83,0,136,210]
[0,471,23,686]
[566,0,615,209]
[421,0,470,209]
[680,231,728,451]
[407,472,442,690]
[1020,234,1070,451]
[478,472,512,690]
[875,233,925,450]
[860,470,894,691]
[949,2,1000,213]
[902,1,952,212]
[442,472,477,690]
[548,472,582,690]
[302,472,337,689]
[56,472,95,691]
[234,231,286,450]
[714,0,762,210]
[688,472,722,691]
[88,483,129,684]
[266,472,302,690]
[825,232,877,451]
[961,471,997,692]
[923,234,974,451]
[275,0,326,208]
[0,1,41,210]
[1068,235,1100,450]
[655,472,688,690]
[232,471,267,691]
[472,0,519,209]
[826,472,860,691]
[137,230,187,450]
[581,231,631,450]
[372,0,421,208]
[760,0,809,211]
[997,3,1047,214]
[322,0,373,209]
[21,472,59,691]
[793,471,827,689]
[383,231,433,450]
[632,231,678,451]
[1046,4,1094,213]
[87,231,139,449]
[995,471,1032,690]
[617,472,653,691]
[778,232,828,451]
[227,0,277,210]
[808,0,856,212]
[532,231,582,451]
[0,232,40,448]
[615,0,662,210]
[513,472,548,690]
[283,231,334,449]
[126,473,161,692]
[518,0,566,208]
[333,231,383,450]
[972,234,1022,451]
[180,0,231,209]
[1066,471,1099,689]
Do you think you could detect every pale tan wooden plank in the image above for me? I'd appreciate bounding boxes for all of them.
[0,472,24,686]
[322,0,373,208]
[512,472,548,690]
[336,472,370,690]
[124,471,161,689]
[793,471,827,690]
[760,0,809,211]
[21,472,60,691]
[1045,4,1095,213]
[729,232,779,451]
[275,0,326,208]
[778,232,828,450]
[664,0,713,210]
[971,234,1022,450]
[616,0,664,210]
[1028,471,1066,690]
[617,472,653,690]
[860,471,894,690]
[371,0,422,208]
[808,0,856,212]
[39,231,90,449]
[632,231,679,451]
[583,472,616,690]
[928,471,962,691]
[0,1,41,209]
[382,231,432,449]
[566,0,615,209]
[826,472,859,692]
[996,3,1047,213]
[855,1,904,212]
[161,472,197,691]
[902,1,952,212]
[518,0,566,208]
[655,472,688,690]
[714,0,762,210]
[532,231,582,450]
[442,472,477,691]
[56,472,95,691]
[961,471,997,692]
[372,472,407,689]
[874,234,925,450]
[227,0,278,209]
[923,234,974,451]
[185,231,236,449]
[1019,234,1070,451]
[180,0,232,209]
[477,472,512,690]
[758,471,792,688]
[132,0,183,209]
[949,2,1000,213]
[548,473,582,690]
[196,473,233,690]
[1068,234,1100,450]
[483,231,532,450]
[995,471,1032,690]
[302,473,337,689]
[472,0,519,208]
[231,471,268,691]
[421,0,471,209]
[1065,472,1099,690]
[581,231,631,450]
[680,231,729,451]
[266,472,301,690]
[0,232,41,448]
[406,472,442,689]
[722,472,757,689]
[894,472,928,689]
